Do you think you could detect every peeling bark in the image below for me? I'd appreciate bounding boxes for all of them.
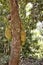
[9,0,21,65]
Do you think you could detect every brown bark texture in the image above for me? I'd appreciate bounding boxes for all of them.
[9,0,21,65]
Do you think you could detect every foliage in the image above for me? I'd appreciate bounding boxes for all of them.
[0,0,10,65]
[0,0,43,65]
[19,0,43,59]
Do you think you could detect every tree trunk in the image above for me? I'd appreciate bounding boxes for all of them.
[9,0,21,65]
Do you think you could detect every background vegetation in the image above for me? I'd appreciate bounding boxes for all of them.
[0,0,43,65]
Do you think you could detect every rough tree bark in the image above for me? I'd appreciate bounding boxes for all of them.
[9,0,21,65]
